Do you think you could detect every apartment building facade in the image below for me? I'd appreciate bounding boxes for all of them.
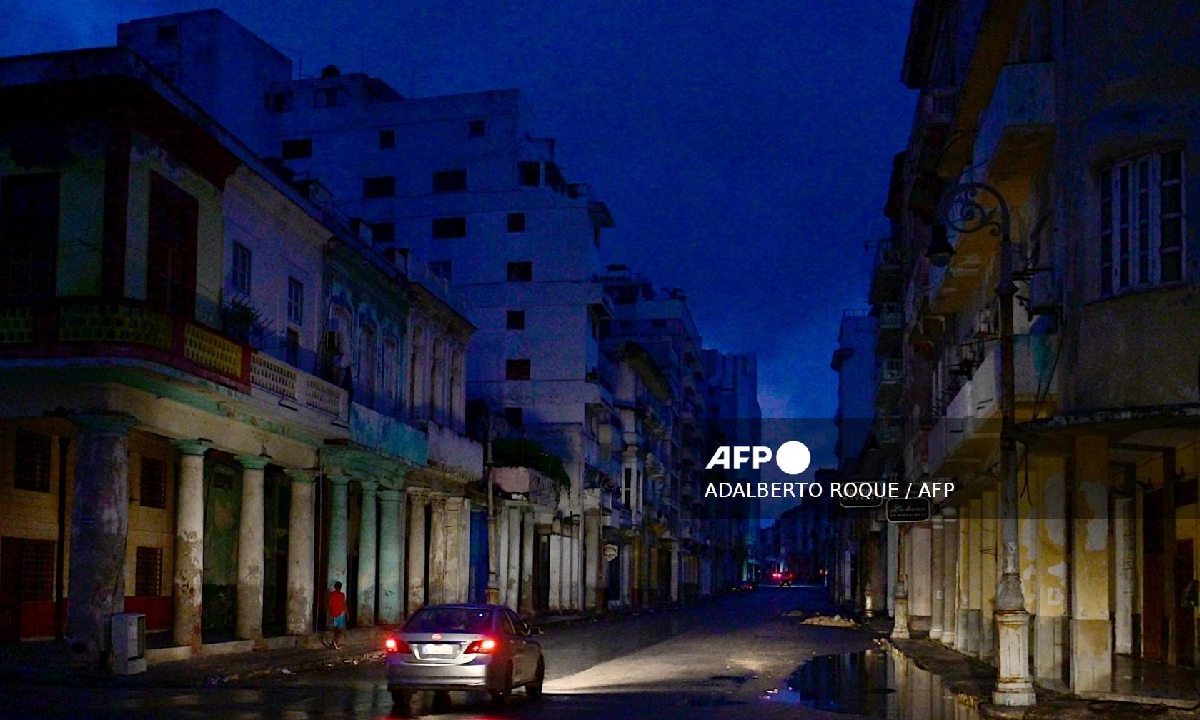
[848,0,1200,701]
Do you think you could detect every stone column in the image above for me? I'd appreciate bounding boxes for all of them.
[285,470,316,636]
[172,438,210,650]
[377,489,403,624]
[930,514,945,641]
[406,491,426,613]
[357,481,379,626]
[327,475,350,592]
[584,510,601,611]
[980,490,998,662]
[496,506,511,607]
[942,509,959,647]
[458,498,472,602]
[1070,434,1112,693]
[955,506,974,652]
[520,511,535,616]
[966,496,983,656]
[1113,496,1134,655]
[506,505,521,609]
[428,496,447,605]
[442,497,464,603]
[892,525,910,639]
[235,455,268,641]
[67,413,136,673]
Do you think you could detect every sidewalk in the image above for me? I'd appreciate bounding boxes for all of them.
[0,627,388,689]
[885,632,1200,720]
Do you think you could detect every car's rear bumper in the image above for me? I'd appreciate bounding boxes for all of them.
[386,657,494,691]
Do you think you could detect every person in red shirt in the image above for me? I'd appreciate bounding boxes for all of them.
[323,581,347,649]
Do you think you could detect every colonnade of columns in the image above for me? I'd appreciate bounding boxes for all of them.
[890,435,1142,695]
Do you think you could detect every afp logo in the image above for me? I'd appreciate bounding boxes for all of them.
[705,441,811,476]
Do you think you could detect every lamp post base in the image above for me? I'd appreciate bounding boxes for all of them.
[993,604,1036,707]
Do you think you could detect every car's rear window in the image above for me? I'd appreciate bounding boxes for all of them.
[404,607,493,633]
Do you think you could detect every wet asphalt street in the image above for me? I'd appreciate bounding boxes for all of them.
[6,585,878,719]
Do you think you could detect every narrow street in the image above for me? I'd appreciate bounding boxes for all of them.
[6,587,879,719]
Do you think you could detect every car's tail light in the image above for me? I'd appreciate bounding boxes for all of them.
[385,637,410,654]
[465,637,498,654]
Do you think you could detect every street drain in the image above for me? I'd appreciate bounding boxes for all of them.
[709,674,752,684]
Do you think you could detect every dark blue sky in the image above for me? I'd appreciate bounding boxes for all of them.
[4,0,915,420]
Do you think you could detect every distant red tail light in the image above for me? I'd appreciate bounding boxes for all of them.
[385,637,410,654]
[465,637,498,654]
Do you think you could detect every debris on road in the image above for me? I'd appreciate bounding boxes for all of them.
[799,614,858,628]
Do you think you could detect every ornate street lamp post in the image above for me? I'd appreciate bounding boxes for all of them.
[935,181,1035,706]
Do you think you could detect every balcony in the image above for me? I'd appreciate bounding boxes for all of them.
[250,351,348,421]
[0,299,252,390]
[973,62,1055,190]
[492,466,560,509]
[926,222,988,314]
[869,239,905,306]
[926,335,1056,476]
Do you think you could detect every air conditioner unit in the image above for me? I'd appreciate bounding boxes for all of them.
[112,612,147,675]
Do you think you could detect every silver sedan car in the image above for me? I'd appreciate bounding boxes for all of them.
[385,604,544,709]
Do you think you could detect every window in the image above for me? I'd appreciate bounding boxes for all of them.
[503,407,524,428]
[383,338,399,410]
[140,457,167,509]
[287,277,304,325]
[268,91,293,113]
[154,63,178,83]
[468,119,486,137]
[507,212,526,233]
[147,173,198,318]
[359,324,377,407]
[505,359,531,381]
[518,161,541,187]
[652,319,667,328]
[379,129,395,149]
[1100,149,1186,295]
[363,176,396,198]
[13,432,51,492]
[506,310,526,330]
[286,328,300,367]
[369,222,395,244]
[432,170,467,193]
[432,217,467,239]
[281,138,312,160]
[156,24,178,44]
[623,467,633,507]
[231,242,251,295]
[12,539,54,601]
[135,546,163,597]
[0,173,59,300]
[507,261,533,282]
[429,261,452,281]
[313,86,346,108]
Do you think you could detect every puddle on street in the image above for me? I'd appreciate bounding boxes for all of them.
[763,647,980,720]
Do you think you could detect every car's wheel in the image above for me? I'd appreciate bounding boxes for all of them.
[526,657,545,699]
[390,689,412,713]
[489,662,513,705]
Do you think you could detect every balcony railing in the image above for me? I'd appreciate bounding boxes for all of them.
[250,351,348,420]
[926,335,1055,474]
[0,299,251,390]
[0,299,352,422]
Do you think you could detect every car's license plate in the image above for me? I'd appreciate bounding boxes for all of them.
[423,644,454,656]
